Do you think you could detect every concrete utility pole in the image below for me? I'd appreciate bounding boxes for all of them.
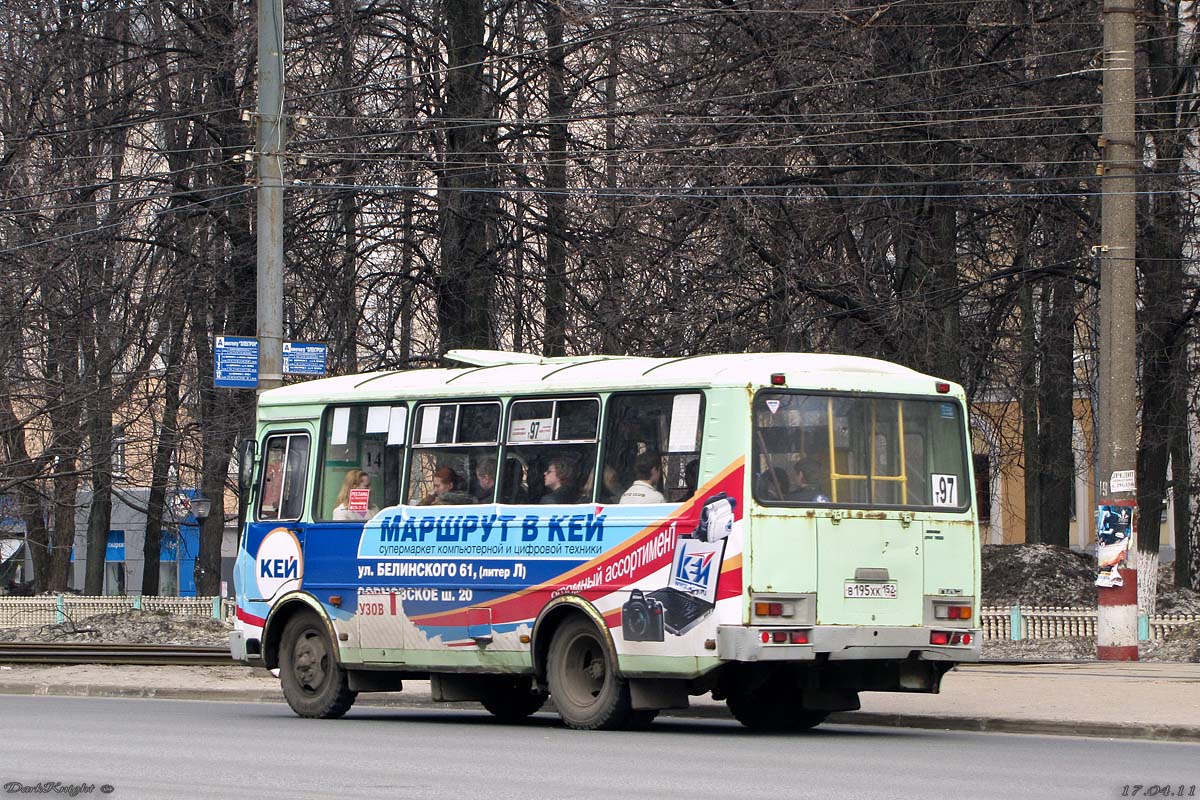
[257,0,285,392]
[1096,0,1139,661]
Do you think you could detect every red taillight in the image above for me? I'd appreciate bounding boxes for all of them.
[936,382,950,393]
[759,629,811,645]
[771,373,786,386]
[930,631,950,645]
[961,633,972,645]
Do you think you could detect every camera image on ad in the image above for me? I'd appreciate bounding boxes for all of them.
[621,589,665,642]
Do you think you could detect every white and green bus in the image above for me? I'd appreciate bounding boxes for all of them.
[232,350,980,730]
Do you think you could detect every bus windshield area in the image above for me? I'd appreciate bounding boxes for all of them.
[752,391,969,511]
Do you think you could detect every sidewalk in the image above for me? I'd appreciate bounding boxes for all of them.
[1,661,1197,742]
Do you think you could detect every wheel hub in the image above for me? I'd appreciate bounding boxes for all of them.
[293,632,328,692]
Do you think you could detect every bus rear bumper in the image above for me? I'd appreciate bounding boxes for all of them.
[717,625,982,663]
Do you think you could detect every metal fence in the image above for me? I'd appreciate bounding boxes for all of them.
[0,596,235,629]
[979,606,1200,642]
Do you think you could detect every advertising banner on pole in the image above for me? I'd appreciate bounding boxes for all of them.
[1095,500,1136,587]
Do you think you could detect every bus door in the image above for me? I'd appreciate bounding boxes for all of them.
[310,404,408,659]
[242,430,312,608]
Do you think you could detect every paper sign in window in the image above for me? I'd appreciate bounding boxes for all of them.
[667,394,701,452]
[419,406,441,444]
[349,488,371,513]
[365,406,390,434]
[331,407,351,446]
[387,406,408,446]
[509,418,554,442]
[931,474,959,506]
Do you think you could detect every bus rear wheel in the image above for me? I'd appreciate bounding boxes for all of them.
[479,676,548,722]
[726,682,829,731]
[279,612,357,719]
[547,617,635,730]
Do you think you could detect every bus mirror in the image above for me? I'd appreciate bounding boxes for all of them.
[238,438,256,492]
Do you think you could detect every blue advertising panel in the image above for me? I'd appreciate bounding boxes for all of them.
[105,530,125,562]
[283,341,327,376]
[214,336,259,388]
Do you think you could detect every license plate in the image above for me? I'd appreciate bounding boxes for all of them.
[844,582,897,599]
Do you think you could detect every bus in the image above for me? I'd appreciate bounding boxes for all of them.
[231,350,980,730]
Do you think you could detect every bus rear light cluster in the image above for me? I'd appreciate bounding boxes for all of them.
[754,601,795,618]
[760,629,810,645]
[930,631,973,646]
[933,605,973,620]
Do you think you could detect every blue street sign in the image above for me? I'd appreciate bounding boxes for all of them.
[214,336,259,388]
[283,341,327,376]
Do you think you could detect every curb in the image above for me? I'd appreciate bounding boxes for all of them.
[3,682,1198,742]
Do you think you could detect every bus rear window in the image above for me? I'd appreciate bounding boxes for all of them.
[753,392,969,510]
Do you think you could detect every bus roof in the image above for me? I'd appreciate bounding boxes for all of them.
[257,350,956,407]
[258,350,960,407]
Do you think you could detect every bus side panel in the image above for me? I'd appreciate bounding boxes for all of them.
[349,460,745,672]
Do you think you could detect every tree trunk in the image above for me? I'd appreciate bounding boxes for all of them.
[1020,282,1041,544]
[142,318,186,596]
[437,0,495,353]
[542,0,568,357]
[1037,268,1076,548]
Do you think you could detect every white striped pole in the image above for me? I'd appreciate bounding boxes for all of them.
[1097,564,1138,661]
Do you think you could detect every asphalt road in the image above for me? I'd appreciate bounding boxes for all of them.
[3,696,1198,800]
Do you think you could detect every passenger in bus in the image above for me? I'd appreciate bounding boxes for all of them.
[420,466,475,505]
[499,458,529,503]
[473,458,497,503]
[597,465,625,504]
[620,452,666,504]
[332,470,379,521]
[788,459,827,502]
[541,456,580,504]
[683,458,700,499]
[755,466,790,501]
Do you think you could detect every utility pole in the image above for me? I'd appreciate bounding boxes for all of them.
[1096,0,1139,661]
[257,0,285,392]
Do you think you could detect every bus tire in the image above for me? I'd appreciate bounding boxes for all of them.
[279,612,357,719]
[479,676,548,722]
[547,617,634,730]
[726,685,829,731]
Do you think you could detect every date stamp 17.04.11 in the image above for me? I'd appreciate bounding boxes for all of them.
[1121,787,1197,797]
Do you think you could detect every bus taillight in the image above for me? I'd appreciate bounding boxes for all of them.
[760,629,811,644]
[931,631,972,646]
[754,601,794,617]
[934,604,972,620]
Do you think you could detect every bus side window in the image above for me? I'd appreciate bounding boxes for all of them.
[317,405,405,521]
[258,433,310,521]
[505,397,599,504]
[602,392,704,503]
[407,401,500,506]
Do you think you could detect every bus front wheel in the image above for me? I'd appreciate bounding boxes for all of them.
[279,612,357,719]
[547,617,635,730]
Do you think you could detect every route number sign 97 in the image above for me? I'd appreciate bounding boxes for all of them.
[931,474,959,507]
